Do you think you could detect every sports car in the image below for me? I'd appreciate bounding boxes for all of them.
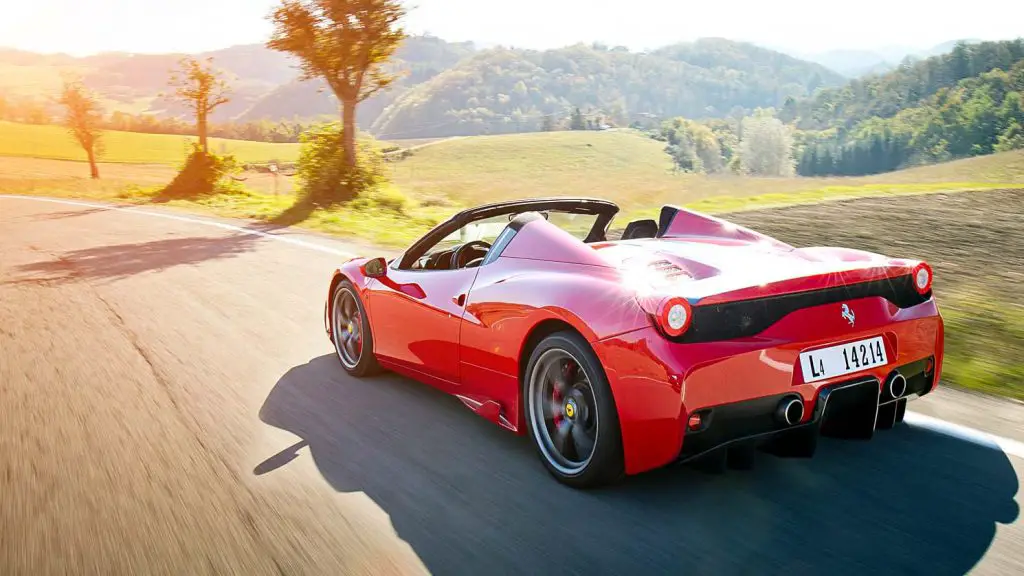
[324,198,944,488]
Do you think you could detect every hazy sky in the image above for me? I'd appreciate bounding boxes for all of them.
[1,0,1021,56]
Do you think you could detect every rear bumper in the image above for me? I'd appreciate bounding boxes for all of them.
[676,358,935,462]
[593,296,944,475]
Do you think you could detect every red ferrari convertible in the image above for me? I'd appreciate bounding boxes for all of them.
[324,198,944,487]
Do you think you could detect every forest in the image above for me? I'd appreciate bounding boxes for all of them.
[653,40,1024,177]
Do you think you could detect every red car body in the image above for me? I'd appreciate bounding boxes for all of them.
[324,199,944,480]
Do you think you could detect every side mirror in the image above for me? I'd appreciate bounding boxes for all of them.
[362,257,388,278]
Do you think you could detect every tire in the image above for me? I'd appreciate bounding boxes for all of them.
[523,331,625,488]
[330,280,381,377]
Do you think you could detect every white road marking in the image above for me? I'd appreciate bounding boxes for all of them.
[1,195,354,257]
[904,412,1024,460]
[3,194,1023,460]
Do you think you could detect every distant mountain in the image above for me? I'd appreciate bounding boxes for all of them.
[796,39,988,78]
[798,49,892,78]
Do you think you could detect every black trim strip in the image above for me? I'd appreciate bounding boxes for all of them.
[674,274,932,343]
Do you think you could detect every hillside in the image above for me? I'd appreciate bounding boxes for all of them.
[794,39,1024,130]
[0,121,300,164]
[372,39,845,139]
[387,129,1024,212]
[794,49,1024,176]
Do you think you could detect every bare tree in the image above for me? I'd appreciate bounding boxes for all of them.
[58,79,104,179]
[268,0,406,169]
[168,57,231,154]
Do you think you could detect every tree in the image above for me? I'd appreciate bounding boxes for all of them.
[58,79,104,179]
[541,114,555,132]
[168,57,231,154]
[739,115,795,176]
[570,107,586,130]
[268,0,406,174]
[660,117,724,173]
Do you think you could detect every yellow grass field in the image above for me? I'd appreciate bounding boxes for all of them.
[0,121,301,164]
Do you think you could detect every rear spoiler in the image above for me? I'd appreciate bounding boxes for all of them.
[656,205,793,250]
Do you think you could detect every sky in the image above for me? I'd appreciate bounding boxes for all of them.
[1,0,1021,57]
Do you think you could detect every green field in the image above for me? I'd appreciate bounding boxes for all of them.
[389,130,1024,212]
[0,121,301,164]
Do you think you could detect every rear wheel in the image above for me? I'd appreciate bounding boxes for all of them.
[524,331,624,488]
[331,280,381,377]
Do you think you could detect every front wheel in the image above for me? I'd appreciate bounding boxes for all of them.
[331,280,381,377]
[524,331,624,488]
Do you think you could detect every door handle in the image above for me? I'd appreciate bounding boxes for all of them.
[453,293,466,306]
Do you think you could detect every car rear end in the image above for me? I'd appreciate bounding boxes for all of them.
[592,260,944,476]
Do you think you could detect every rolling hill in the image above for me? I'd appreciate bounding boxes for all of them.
[371,39,845,139]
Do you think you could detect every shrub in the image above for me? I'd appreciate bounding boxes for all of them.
[296,123,386,206]
[154,143,242,201]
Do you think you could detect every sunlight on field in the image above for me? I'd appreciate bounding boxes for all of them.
[0,121,301,164]
[388,130,1024,214]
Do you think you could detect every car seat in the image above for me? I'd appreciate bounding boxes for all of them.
[621,219,659,240]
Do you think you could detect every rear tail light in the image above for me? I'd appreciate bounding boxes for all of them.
[911,262,933,295]
[656,296,693,337]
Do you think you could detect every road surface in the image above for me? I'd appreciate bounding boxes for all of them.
[1,196,1021,576]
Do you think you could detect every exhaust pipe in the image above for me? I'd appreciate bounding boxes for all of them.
[776,397,805,426]
[887,372,907,399]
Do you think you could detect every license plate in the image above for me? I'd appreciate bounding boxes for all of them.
[799,336,888,383]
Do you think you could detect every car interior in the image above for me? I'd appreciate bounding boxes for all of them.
[403,202,665,272]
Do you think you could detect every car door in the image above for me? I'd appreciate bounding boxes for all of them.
[368,266,480,387]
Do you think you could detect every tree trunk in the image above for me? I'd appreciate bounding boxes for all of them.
[342,99,357,168]
[86,146,99,179]
[199,114,208,155]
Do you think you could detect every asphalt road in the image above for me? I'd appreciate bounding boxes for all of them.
[1,196,1022,576]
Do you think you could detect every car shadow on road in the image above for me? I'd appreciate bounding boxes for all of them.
[13,233,263,283]
[258,355,1020,576]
